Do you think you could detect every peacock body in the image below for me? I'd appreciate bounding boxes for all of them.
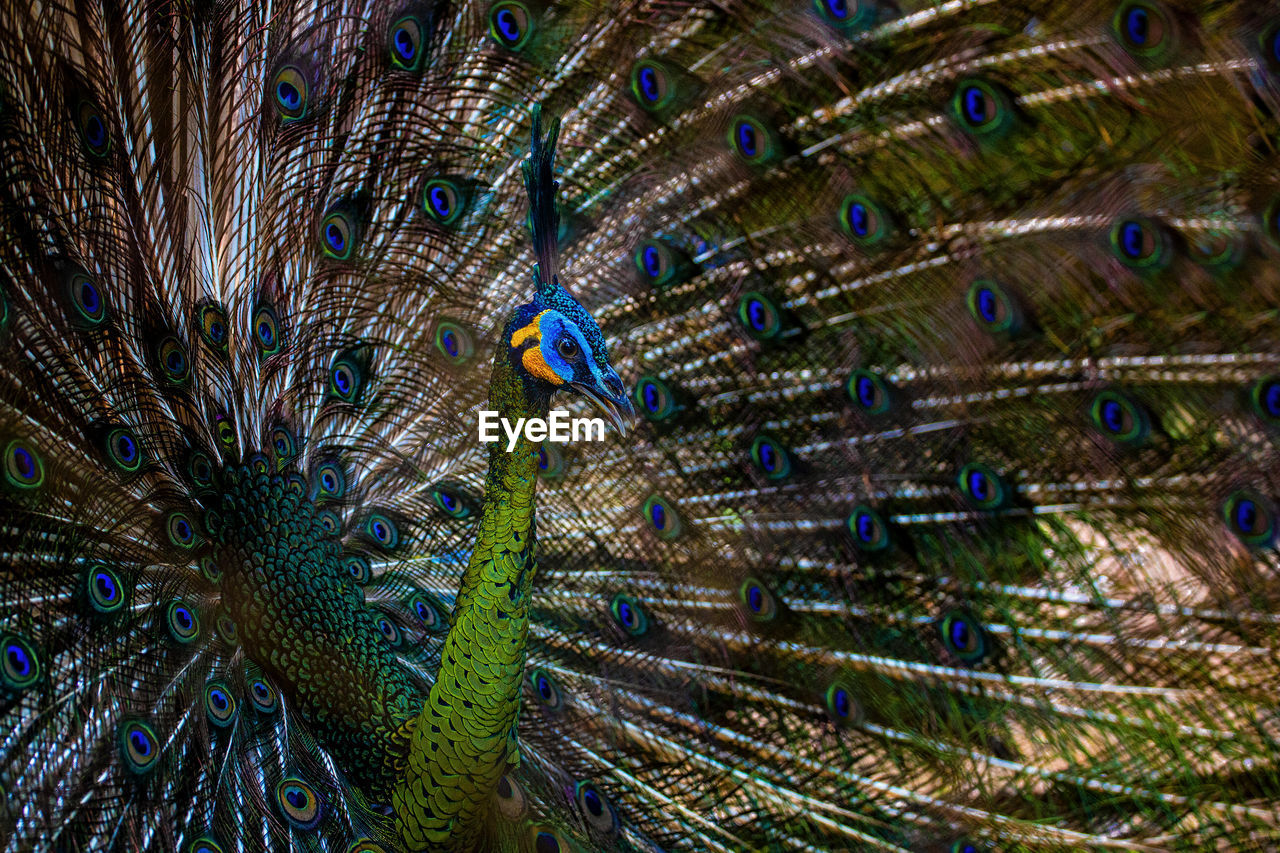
[1,0,1280,851]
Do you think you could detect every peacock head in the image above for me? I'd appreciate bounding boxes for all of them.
[506,104,632,434]
[505,281,632,434]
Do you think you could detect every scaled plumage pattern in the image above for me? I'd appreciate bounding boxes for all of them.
[1,0,1280,851]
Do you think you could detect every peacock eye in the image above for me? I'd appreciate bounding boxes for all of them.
[2,633,40,691]
[555,336,580,360]
[272,66,309,121]
[630,60,671,109]
[275,777,322,828]
[1113,1,1169,56]
[389,15,424,70]
[204,681,238,727]
[847,504,891,552]
[940,610,989,664]
[77,101,111,157]
[825,681,863,726]
[198,303,229,350]
[1110,217,1170,269]
[345,555,372,584]
[951,79,1013,136]
[86,564,126,615]
[489,1,532,50]
[119,719,160,774]
[166,599,200,643]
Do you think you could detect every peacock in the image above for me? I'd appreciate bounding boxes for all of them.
[2,0,1280,850]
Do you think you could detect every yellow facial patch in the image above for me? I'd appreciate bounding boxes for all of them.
[510,310,548,348]
[522,347,563,385]
[511,310,564,385]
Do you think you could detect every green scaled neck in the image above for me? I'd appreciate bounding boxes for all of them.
[393,344,547,851]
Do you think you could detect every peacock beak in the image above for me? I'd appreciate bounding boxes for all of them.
[570,371,634,437]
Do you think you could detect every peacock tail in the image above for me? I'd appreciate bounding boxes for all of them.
[2,0,1279,850]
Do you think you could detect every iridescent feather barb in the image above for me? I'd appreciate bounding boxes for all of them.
[2,0,1280,852]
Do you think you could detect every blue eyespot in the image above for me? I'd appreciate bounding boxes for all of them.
[271,66,308,121]
[1110,217,1169,269]
[951,80,1011,136]
[839,194,889,246]
[847,369,891,415]
[365,513,400,549]
[737,292,782,341]
[610,593,648,637]
[847,505,890,552]
[250,677,277,712]
[80,279,100,312]
[345,555,372,584]
[77,102,111,156]
[847,202,870,236]
[157,337,190,384]
[825,681,862,726]
[410,594,442,631]
[642,246,661,277]
[106,427,142,473]
[1113,2,1170,56]
[2,634,40,692]
[276,778,322,829]
[277,82,299,109]
[1251,377,1280,423]
[630,60,672,109]
[270,425,297,460]
[729,116,774,163]
[532,829,568,853]
[739,578,777,622]
[750,435,791,480]
[633,240,684,287]
[166,599,200,643]
[389,15,424,70]
[634,376,676,421]
[575,781,619,833]
[435,320,474,365]
[529,668,563,710]
[489,2,532,50]
[86,564,126,615]
[537,444,565,479]
[204,681,237,727]
[965,280,1020,335]
[1090,391,1150,445]
[120,719,160,773]
[67,271,107,326]
[317,509,341,536]
[329,351,365,404]
[254,305,282,356]
[422,179,466,226]
[313,461,346,500]
[376,614,403,647]
[166,512,196,549]
[643,495,681,539]
[4,439,44,490]
[820,0,848,20]
[940,610,988,664]
[1224,491,1275,547]
[319,209,357,260]
[958,463,1007,510]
